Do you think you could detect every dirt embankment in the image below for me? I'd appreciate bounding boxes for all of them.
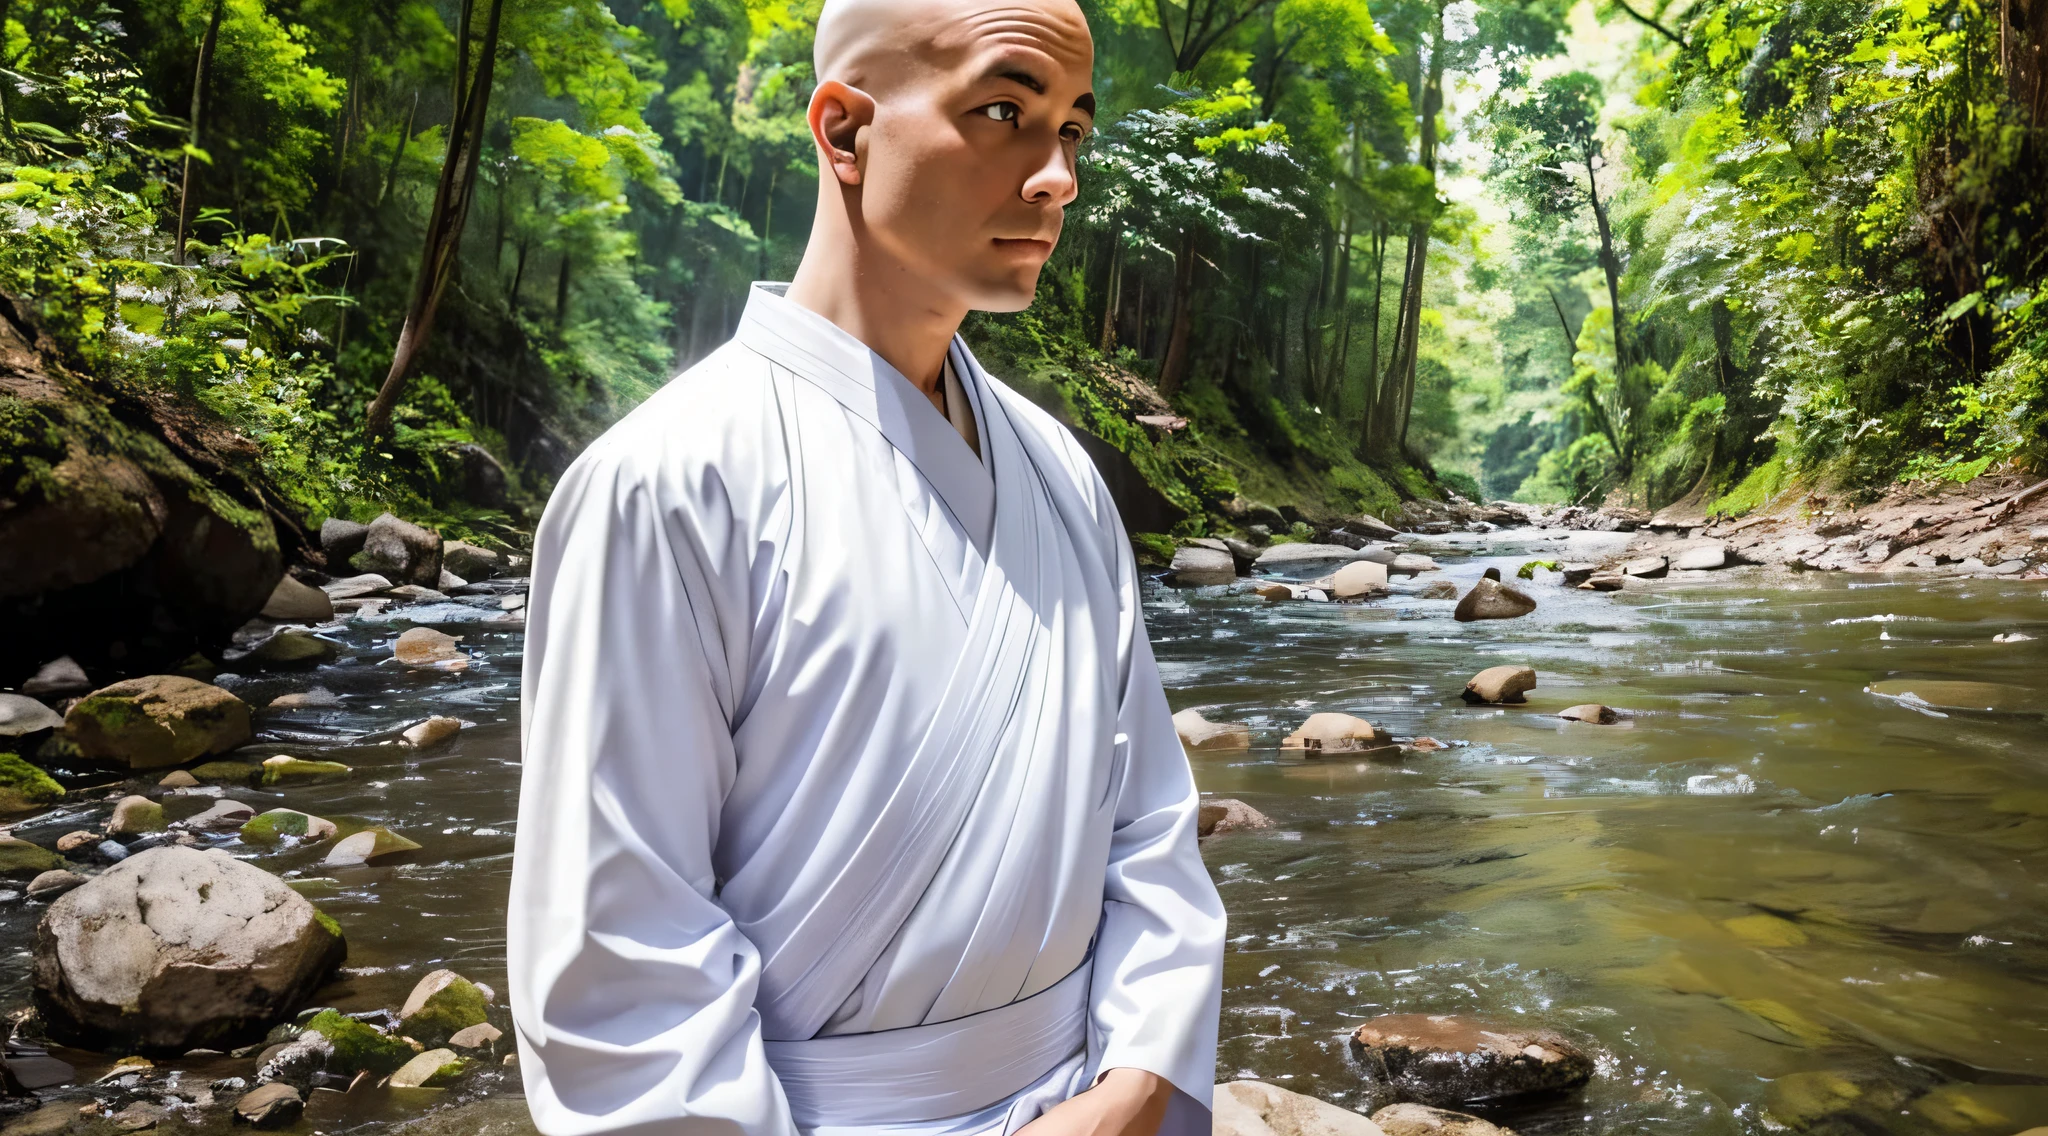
[1600,472,2048,579]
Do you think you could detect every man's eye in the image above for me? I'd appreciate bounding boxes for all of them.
[978,102,1020,123]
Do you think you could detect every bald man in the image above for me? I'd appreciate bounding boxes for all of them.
[505,1,1225,1133]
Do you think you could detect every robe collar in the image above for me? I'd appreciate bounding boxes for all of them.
[735,282,995,554]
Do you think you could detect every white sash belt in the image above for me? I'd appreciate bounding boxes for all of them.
[763,958,1094,1128]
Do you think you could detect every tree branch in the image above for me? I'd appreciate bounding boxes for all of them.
[1611,0,1689,50]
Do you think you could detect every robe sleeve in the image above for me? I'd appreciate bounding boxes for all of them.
[1082,467,1228,1110]
[508,439,798,1136]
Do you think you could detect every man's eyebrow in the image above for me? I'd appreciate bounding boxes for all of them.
[986,65,1045,94]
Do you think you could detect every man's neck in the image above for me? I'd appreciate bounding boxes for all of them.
[784,237,964,402]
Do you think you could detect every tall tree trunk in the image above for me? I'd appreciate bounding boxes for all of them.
[364,0,507,438]
[172,0,226,265]
[1586,155,1627,378]
[1098,239,1123,355]
[1158,230,1197,396]
[1372,4,1444,458]
[1358,222,1387,456]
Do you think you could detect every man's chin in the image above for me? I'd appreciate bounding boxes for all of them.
[964,270,1045,314]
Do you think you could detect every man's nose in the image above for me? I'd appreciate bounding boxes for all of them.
[1020,136,1078,208]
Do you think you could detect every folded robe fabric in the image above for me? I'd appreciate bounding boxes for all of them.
[508,282,1226,1136]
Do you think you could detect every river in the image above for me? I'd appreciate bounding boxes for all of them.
[4,527,2043,1135]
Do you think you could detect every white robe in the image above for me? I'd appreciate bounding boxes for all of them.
[507,282,1225,1136]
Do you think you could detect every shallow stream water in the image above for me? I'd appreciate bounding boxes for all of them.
[5,529,2044,1135]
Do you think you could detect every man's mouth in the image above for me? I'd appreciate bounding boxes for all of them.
[992,238,1055,255]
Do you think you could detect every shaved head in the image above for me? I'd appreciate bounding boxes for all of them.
[786,0,1096,349]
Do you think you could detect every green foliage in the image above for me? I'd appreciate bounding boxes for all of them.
[1516,559,1558,579]
[1710,452,1793,518]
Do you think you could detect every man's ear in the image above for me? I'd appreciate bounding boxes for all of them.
[809,80,874,186]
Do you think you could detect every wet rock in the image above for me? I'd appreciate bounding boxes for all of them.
[1578,574,1624,592]
[383,1097,539,1136]
[181,799,255,831]
[238,626,336,666]
[1559,563,1598,585]
[0,838,65,877]
[0,694,63,740]
[1417,580,1459,600]
[54,831,96,855]
[1557,704,1618,725]
[32,845,347,1052]
[239,809,337,846]
[446,1022,502,1050]
[349,513,443,588]
[1333,560,1391,598]
[1371,1103,1516,1136]
[1168,546,1236,587]
[259,575,333,623]
[1349,1014,1593,1106]
[399,717,462,749]
[322,826,420,867]
[21,657,92,699]
[233,1081,304,1128]
[1174,709,1251,753]
[1762,1071,1911,1131]
[1281,713,1397,758]
[0,753,63,813]
[1390,553,1437,575]
[90,840,128,864]
[253,1030,331,1091]
[25,870,82,901]
[442,541,505,581]
[157,770,199,789]
[63,676,251,769]
[1866,679,2039,714]
[106,795,166,836]
[1197,799,1272,838]
[189,761,264,787]
[1672,543,1729,571]
[386,584,448,602]
[110,1102,166,1130]
[1220,538,1263,574]
[260,755,350,786]
[394,627,467,670]
[319,518,370,566]
[1463,666,1536,705]
[1403,737,1448,752]
[267,687,340,710]
[295,1009,413,1077]
[1214,1079,1386,1136]
[399,970,491,1046]
[320,573,391,601]
[1620,556,1667,578]
[389,1048,469,1089]
[1255,543,1366,569]
[1453,579,1536,623]
[438,568,468,591]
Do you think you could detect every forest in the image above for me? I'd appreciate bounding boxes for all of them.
[4,0,2047,548]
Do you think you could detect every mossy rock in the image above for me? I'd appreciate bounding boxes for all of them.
[63,676,251,769]
[0,836,66,877]
[299,1010,414,1076]
[239,808,337,846]
[399,972,489,1046]
[389,1048,470,1089]
[190,760,264,787]
[0,752,63,813]
[260,756,351,786]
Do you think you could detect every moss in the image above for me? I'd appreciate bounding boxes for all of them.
[240,808,314,845]
[1711,452,1794,518]
[300,1010,414,1076]
[390,1048,471,1088]
[402,976,489,1046]
[312,908,345,943]
[260,757,351,785]
[0,752,63,812]
[189,760,264,786]
[0,836,66,877]
[1129,532,1176,566]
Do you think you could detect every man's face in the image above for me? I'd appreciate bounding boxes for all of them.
[852,4,1095,312]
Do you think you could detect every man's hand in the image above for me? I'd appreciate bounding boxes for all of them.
[1014,1068,1174,1136]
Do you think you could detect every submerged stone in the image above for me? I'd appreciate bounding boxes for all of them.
[1173,709,1251,752]
[1866,679,2041,715]
[1280,713,1396,758]
[1197,799,1272,839]
[1350,1014,1592,1106]
[1463,666,1537,705]
[260,755,351,786]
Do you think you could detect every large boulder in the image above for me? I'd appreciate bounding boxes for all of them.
[1281,712,1397,758]
[442,541,506,581]
[1332,560,1391,599]
[0,293,306,685]
[1371,1104,1516,1136]
[1254,543,1366,570]
[0,694,63,742]
[1453,580,1536,623]
[1168,545,1236,587]
[259,574,333,623]
[1351,1015,1593,1107]
[62,676,250,769]
[350,513,443,588]
[32,845,347,1052]
[1672,543,1729,571]
[319,517,369,565]
[1215,1080,1389,1136]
